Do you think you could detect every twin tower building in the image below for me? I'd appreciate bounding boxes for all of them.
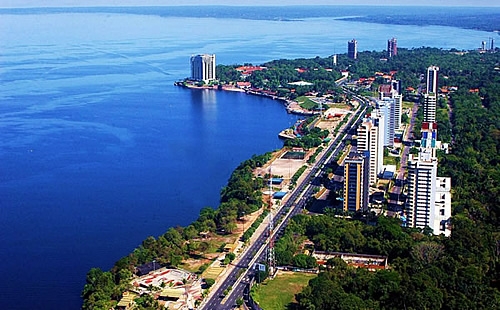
[190,54,216,84]
[344,65,451,237]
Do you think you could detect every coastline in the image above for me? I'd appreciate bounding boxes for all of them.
[175,81,319,116]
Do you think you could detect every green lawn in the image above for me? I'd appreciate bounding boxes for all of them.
[296,96,317,110]
[384,155,400,169]
[403,101,415,109]
[251,272,316,310]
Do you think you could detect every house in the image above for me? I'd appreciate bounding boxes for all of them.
[116,291,138,310]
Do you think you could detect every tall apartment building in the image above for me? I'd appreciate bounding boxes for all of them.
[481,40,488,52]
[387,37,397,58]
[391,79,402,95]
[343,152,369,212]
[406,151,438,229]
[394,94,403,129]
[348,39,358,60]
[422,93,437,123]
[376,99,397,146]
[426,65,439,94]
[357,119,382,186]
[372,111,386,176]
[405,151,451,236]
[378,80,402,130]
[190,54,216,83]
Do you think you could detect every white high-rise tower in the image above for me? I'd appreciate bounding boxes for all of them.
[357,120,381,186]
[190,54,216,83]
[422,93,437,123]
[426,65,439,94]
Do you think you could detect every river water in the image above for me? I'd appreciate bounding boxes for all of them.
[0,6,495,309]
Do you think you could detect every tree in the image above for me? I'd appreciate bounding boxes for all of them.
[402,113,410,124]
[81,268,115,310]
[292,254,317,269]
[204,278,215,289]
[236,297,244,307]
[134,294,159,309]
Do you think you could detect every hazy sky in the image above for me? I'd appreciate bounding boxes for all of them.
[1,0,498,8]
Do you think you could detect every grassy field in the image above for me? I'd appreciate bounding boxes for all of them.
[251,271,317,310]
[384,155,400,169]
[403,101,415,109]
[296,96,317,110]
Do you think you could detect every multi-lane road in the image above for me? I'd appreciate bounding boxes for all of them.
[199,94,369,310]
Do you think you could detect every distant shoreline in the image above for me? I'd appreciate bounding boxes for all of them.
[1,6,499,33]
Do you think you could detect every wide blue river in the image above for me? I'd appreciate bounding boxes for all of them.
[0,6,496,309]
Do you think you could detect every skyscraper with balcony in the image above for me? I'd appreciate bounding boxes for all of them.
[347,39,358,60]
[387,38,397,58]
[357,120,382,186]
[379,80,402,130]
[190,54,216,83]
[376,99,397,146]
[343,152,369,212]
[405,151,451,236]
[422,93,437,123]
[426,65,439,94]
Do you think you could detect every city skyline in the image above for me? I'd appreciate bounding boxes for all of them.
[1,0,499,8]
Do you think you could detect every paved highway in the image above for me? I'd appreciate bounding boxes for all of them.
[199,94,369,310]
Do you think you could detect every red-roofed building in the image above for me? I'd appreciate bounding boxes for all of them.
[236,81,251,88]
[235,66,266,77]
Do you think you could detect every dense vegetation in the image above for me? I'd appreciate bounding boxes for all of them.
[284,126,330,149]
[294,215,500,309]
[217,57,344,97]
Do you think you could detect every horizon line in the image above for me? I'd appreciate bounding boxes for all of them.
[2,4,500,9]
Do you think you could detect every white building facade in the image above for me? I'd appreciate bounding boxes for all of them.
[405,121,451,237]
[190,54,216,83]
[422,93,437,123]
[426,65,439,94]
[357,119,382,186]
